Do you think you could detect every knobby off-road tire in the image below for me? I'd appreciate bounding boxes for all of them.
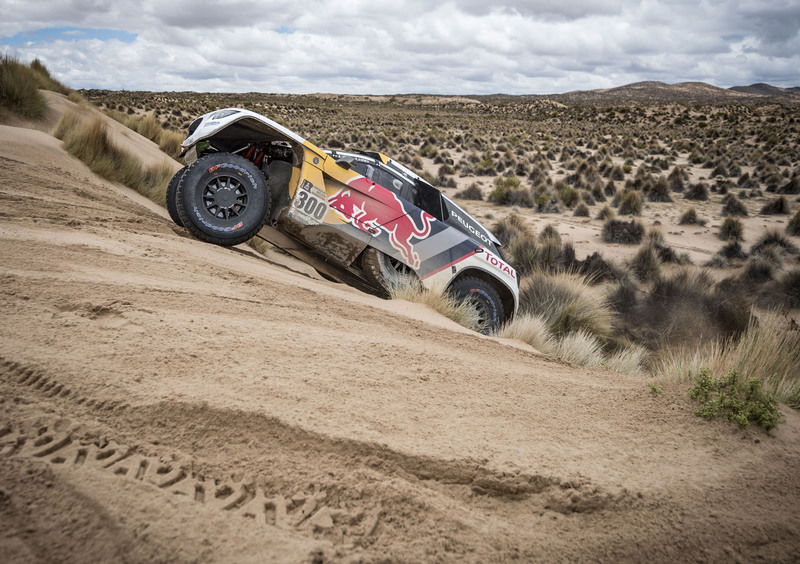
[449,276,504,335]
[175,153,270,246]
[362,248,418,296]
[166,166,187,227]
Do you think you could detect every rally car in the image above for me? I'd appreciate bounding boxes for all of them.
[168,108,518,333]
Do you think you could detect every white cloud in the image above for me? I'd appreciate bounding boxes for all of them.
[1,0,798,94]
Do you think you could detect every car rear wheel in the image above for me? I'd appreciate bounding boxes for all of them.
[449,277,504,335]
[175,153,270,246]
[362,248,418,295]
[166,166,187,227]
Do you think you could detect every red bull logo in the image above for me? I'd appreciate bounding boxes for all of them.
[329,178,433,269]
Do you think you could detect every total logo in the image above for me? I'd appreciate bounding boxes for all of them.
[480,249,516,279]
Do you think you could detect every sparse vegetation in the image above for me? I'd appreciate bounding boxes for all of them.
[387,274,480,330]
[54,110,174,205]
[602,219,645,244]
[689,368,782,430]
[718,218,744,242]
[0,55,47,118]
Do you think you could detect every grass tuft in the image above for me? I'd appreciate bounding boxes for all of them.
[498,313,553,353]
[551,330,604,366]
[654,312,800,405]
[54,110,173,205]
[519,270,614,340]
[0,55,47,118]
[387,274,481,331]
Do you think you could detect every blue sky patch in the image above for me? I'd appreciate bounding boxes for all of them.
[0,26,137,46]
[274,26,294,34]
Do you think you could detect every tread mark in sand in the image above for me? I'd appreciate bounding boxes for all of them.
[0,419,374,539]
[0,357,129,411]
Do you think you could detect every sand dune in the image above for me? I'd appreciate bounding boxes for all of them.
[0,98,799,562]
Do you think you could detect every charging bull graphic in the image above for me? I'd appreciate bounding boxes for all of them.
[329,178,433,269]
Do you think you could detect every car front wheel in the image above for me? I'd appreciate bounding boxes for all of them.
[449,276,504,335]
[175,153,270,246]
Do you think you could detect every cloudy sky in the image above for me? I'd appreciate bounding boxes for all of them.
[1,0,798,94]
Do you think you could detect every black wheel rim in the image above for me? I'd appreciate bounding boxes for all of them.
[461,290,493,334]
[203,175,248,220]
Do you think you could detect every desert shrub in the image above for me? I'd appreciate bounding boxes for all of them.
[787,210,800,236]
[604,180,617,197]
[750,229,798,256]
[719,242,747,260]
[741,257,775,285]
[0,55,47,118]
[602,219,644,244]
[721,195,748,216]
[685,183,709,200]
[648,177,672,202]
[492,214,528,246]
[54,111,174,205]
[596,205,615,220]
[668,167,686,192]
[551,330,604,366]
[388,274,480,330]
[557,184,579,208]
[497,313,553,353]
[657,312,798,407]
[630,243,661,282]
[760,196,790,215]
[758,269,800,309]
[614,269,750,349]
[573,203,590,217]
[689,368,782,430]
[456,183,483,200]
[489,177,533,207]
[718,218,744,242]
[539,224,561,243]
[678,207,704,225]
[518,271,614,339]
[777,175,800,194]
[618,190,643,215]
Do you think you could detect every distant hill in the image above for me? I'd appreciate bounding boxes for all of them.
[729,83,800,96]
[547,80,800,105]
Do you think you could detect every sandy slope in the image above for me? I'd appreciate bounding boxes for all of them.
[0,104,799,563]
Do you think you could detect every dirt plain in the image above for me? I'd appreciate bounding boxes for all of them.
[1,94,799,563]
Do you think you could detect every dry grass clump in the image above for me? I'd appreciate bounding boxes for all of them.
[604,344,648,376]
[678,207,704,225]
[29,58,70,95]
[718,218,744,242]
[518,270,614,340]
[107,109,184,158]
[685,183,709,200]
[653,312,800,404]
[602,219,645,244]
[760,196,790,215]
[455,183,483,200]
[721,195,748,216]
[489,177,533,207]
[54,110,173,205]
[387,274,480,331]
[618,190,643,215]
[497,313,553,353]
[786,210,800,236]
[630,243,661,282]
[611,268,750,350]
[0,55,47,118]
[552,330,604,366]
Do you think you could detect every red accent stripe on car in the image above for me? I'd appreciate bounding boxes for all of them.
[420,250,478,280]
